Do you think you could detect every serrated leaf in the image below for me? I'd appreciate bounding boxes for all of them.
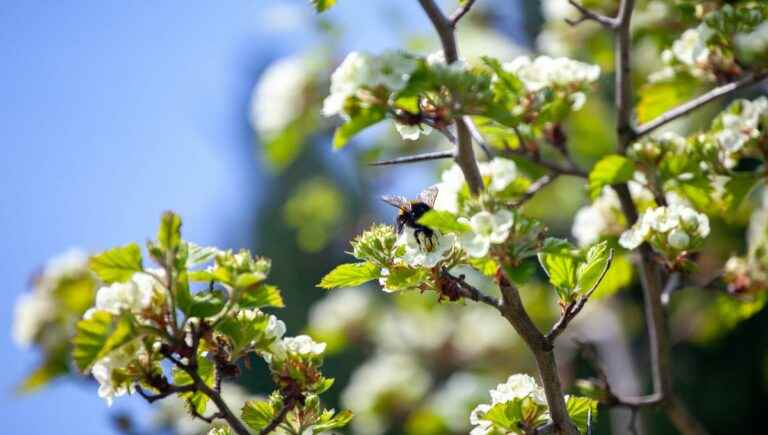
[381,265,429,292]
[311,0,337,13]
[332,107,386,149]
[242,399,278,431]
[312,409,353,432]
[575,242,613,295]
[240,284,285,309]
[72,311,135,372]
[186,242,220,267]
[417,210,470,233]
[187,290,227,318]
[538,239,578,299]
[157,211,182,252]
[173,356,215,414]
[566,396,598,434]
[588,155,635,199]
[89,243,143,283]
[318,262,380,289]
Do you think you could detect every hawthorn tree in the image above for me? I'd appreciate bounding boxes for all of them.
[12,1,768,435]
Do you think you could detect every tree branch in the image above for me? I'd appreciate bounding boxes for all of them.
[417,0,484,195]
[495,271,579,435]
[610,0,710,432]
[449,0,477,27]
[369,150,455,166]
[135,383,196,403]
[615,0,636,153]
[564,0,617,28]
[634,72,768,139]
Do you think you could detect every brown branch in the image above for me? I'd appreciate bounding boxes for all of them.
[495,271,579,435]
[135,383,196,403]
[369,150,455,166]
[609,0,709,432]
[439,268,500,307]
[615,0,636,153]
[564,0,617,28]
[417,0,484,195]
[634,72,768,139]
[449,0,477,27]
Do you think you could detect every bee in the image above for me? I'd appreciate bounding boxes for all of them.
[382,186,439,251]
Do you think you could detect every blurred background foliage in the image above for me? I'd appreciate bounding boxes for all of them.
[11,0,768,434]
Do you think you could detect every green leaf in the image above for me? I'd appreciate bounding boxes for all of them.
[417,210,470,233]
[588,155,635,199]
[89,243,143,283]
[310,0,337,13]
[537,239,578,299]
[72,311,135,372]
[382,265,430,292]
[173,356,215,414]
[17,352,69,393]
[332,107,386,149]
[469,256,499,277]
[240,284,285,309]
[592,253,633,299]
[318,262,380,289]
[242,399,278,431]
[575,242,613,295]
[312,409,354,432]
[503,260,537,285]
[722,173,760,213]
[185,242,220,267]
[566,396,598,434]
[636,78,697,124]
[186,290,227,318]
[157,211,182,252]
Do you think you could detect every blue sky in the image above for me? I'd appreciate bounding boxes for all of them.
[0,1,518,433]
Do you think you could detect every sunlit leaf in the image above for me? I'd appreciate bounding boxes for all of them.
[318,262,380,289]
[89,243,143,283]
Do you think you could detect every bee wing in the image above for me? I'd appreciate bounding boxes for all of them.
[418,185,439,208]
[381,195,411,211]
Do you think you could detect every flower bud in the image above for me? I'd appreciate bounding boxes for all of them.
[667,229,690,250]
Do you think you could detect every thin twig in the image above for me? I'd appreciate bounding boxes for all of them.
[190,408,224,424]
[511,174,557,208]
[369,150,455,166]
[615,0,636,153]
[635,72,768,139]
[565,0,617,28]
[135,383,196,403]
[439,268,500,307]
[449,0,477,27]
[546,250,614,342]
[259,398,297,435]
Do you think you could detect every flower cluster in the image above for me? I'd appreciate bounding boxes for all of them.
[469,374,549,435]
[502,56,600,109]
[708,96,768,169]
[619,204,710,260]
[12,249,97,391]
[58,212,350,434]
[323,50,425,140]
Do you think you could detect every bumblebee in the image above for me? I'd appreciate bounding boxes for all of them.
[382,186,439,251]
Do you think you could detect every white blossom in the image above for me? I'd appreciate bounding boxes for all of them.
[323,50,417,118]
[487,158,519,192]
[394,122,432,141]
[714,97,768,168]
[342,353,431,435]
[619,205,709,252]
[469,374,548,434]
[308,287,371,333]
[502,56,600,97]
[397,227,455,268]
[91,342,145,406]
[12,292,55,347]
[671,25,712,66]
[91,270,164,316]
[270,335,326,362]
[250,55,311,136]
[460,210,514,258]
